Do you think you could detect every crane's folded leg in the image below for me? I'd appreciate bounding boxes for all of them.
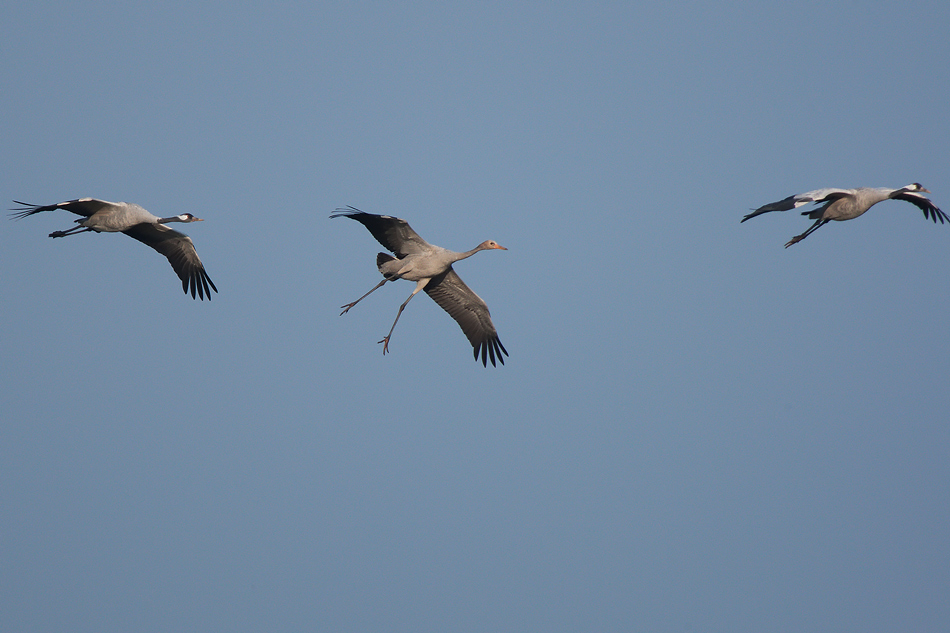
[785,218,828,248]
[49,226,93,238]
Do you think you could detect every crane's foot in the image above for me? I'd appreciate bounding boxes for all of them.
[784,235,804,248]
[378,336,391,355]
[340,302,357,315]
[49,230,67,238]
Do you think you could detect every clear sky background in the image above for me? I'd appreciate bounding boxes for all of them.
[2,2,948,631]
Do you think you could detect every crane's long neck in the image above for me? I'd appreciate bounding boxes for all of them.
[888,185,920,199]
[455,242,501,262]
[454,247,484,262]
[157,214,201,224]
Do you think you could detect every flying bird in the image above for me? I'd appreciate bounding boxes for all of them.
[332,207,509,367]
[11,197,218,300]
[741,183,947,247]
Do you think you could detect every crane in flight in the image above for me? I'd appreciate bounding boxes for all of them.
[11,197,218,300]
[332,207,508,367]
[741,183,947,247]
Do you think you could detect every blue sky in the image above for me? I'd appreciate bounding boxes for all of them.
[2,2,949,631]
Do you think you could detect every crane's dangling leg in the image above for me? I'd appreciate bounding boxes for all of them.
[49,226,93,238]
[378,279,429,355]
[340,278,389,315]
[785,218,828,248]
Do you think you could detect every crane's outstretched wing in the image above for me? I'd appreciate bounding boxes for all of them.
[10,198,115,220]
[741,188,852,222]
[424,267,508,367]
[331,207,430,257]
[122,222,218,300]
[891,191,949,224]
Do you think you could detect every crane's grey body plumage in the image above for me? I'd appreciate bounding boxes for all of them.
[741,183,947,247]
[332,207,508,367]
[11,197,217,300]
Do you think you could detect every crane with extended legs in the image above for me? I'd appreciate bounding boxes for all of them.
[332,207,508,367]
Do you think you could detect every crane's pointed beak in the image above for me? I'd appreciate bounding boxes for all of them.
[494,244,508,250]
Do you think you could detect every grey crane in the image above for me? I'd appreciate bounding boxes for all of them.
[332,207,509,367]
[10,197,218,300]
[741,183,948,247]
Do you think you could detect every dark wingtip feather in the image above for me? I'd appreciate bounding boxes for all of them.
[496,338,509,359]
[739,208,764,223]
[8,200,43,220]
[473,337,508,367]
[329,205,363,220]
[181,268,217,301]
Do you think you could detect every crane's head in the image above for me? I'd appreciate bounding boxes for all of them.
[903,183,930,194]
[175,213,204,223]
[480,240,507,251]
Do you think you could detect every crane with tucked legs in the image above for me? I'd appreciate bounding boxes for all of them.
[11,197,217,300]
[332,207,509,367]
[741,183,947,247]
